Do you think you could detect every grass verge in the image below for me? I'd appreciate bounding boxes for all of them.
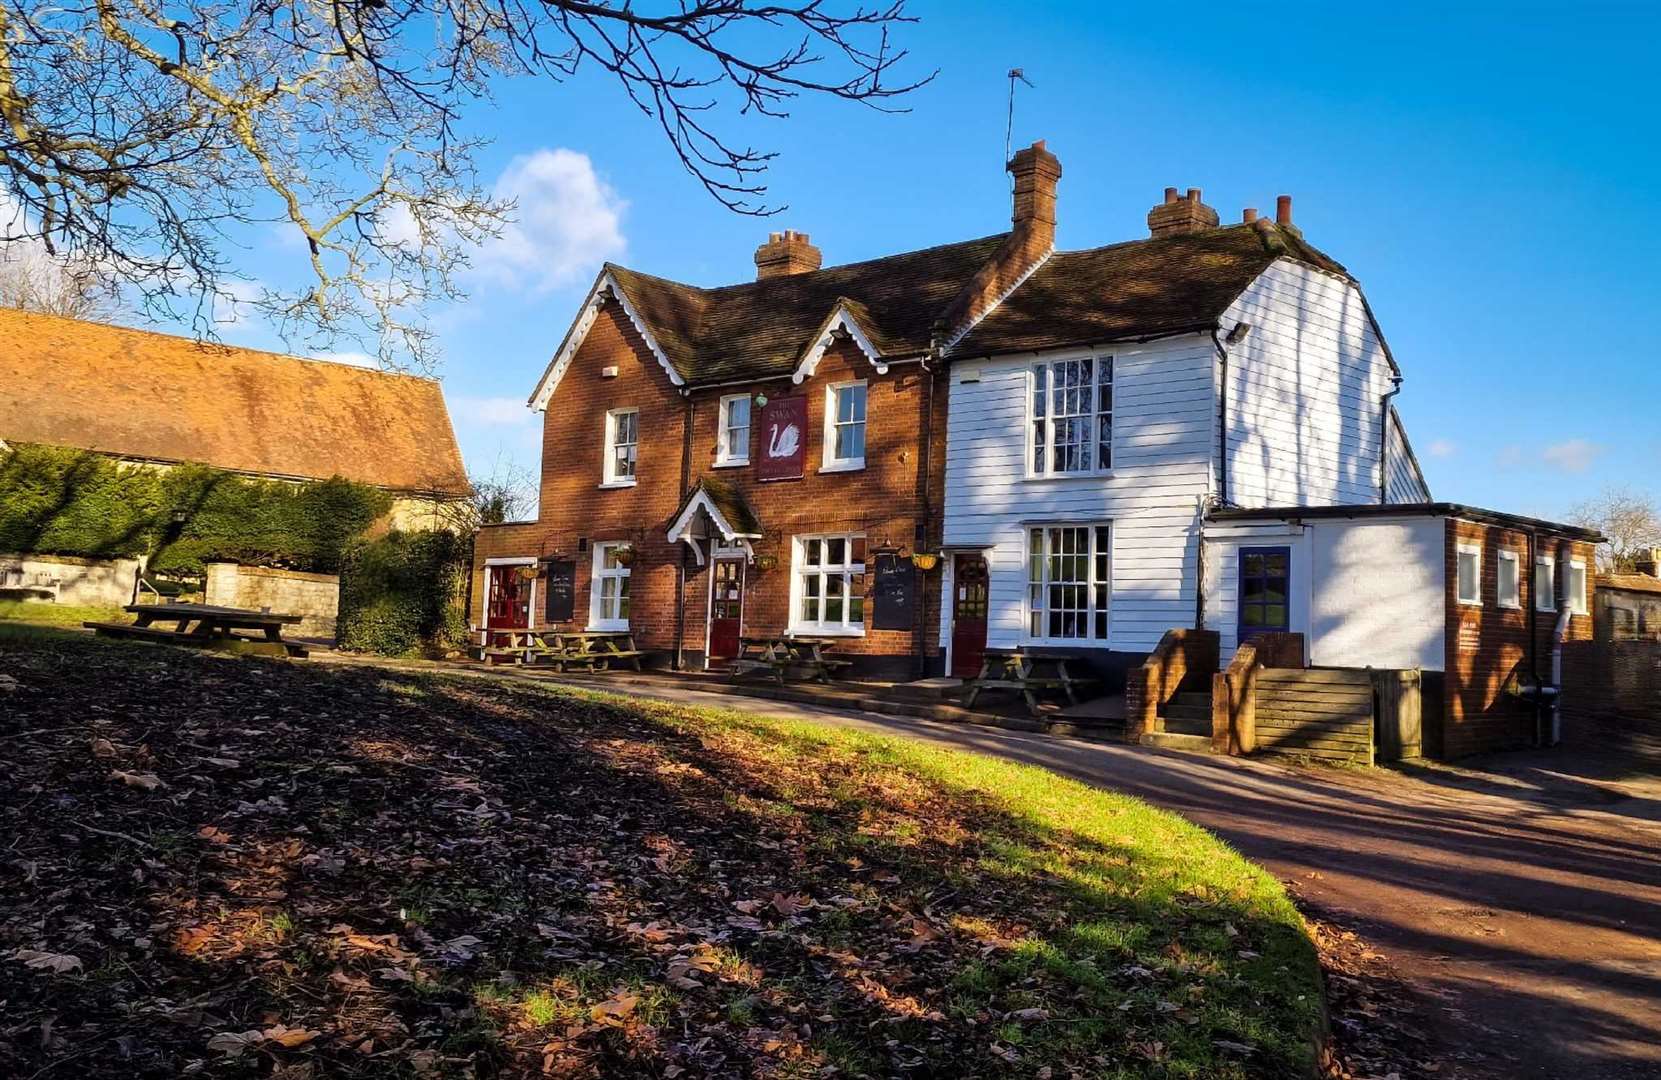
[0,628,1323,1078]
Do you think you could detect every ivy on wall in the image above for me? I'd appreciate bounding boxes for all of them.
[0,443,392,573]
[336,530,471,657]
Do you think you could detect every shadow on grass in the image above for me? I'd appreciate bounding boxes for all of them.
[1,631,1320,1079]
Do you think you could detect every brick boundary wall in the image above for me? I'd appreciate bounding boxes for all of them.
[204,561,339,639]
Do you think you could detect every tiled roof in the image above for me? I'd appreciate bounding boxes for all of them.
[668,476,762,538]
[607,233,1007,384]
[0,308,470,495]
[1600,573,1661,596]
[952,223,1348,357]
[595,221,1347,387]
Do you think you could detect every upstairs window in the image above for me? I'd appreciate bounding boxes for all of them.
[1456,544,1482,606]
[823,381,867,470]
[603,408,638,486]
[1031,355,1113,475]
[1535,556,1556,612]
[793,534,866,634]
[1497,550,1521,609]
[717,394,751,466]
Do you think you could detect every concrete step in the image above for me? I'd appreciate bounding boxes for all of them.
[884,677,965,702]
[1140,731,1215,754]
[1161,704,1212,724]
[1171,690,1214,709]
[1161,714,1211,737]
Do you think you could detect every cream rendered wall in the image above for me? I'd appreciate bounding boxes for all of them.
[1308,517,1445,670]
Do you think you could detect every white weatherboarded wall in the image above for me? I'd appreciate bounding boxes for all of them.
[1384,409,1431,503]
[942,334,1214,655]
[1307,517,1444,669]
[1223,259,1398,507]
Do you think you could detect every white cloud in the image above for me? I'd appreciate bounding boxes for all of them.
[1541,438,1602,474]
[1427,438,1457,459]
[455,395,535,427]
[212,280,264,328]
[474,148,626,294]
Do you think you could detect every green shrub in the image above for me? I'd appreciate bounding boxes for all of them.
[0,444,391,573]
[337,530,471,657]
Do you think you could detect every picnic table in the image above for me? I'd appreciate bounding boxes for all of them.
[964,648,1096,716]
[728,635,853,685]
[480,629,645,672]
[85,602,308,658]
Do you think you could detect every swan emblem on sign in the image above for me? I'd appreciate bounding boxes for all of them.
[766,421,800,459]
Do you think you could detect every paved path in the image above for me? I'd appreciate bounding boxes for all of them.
[562,677,1661,1080]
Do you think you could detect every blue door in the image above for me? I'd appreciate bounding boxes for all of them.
[1237,546,1291,642]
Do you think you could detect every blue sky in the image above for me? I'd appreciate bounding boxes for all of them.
[207,0,1658,521]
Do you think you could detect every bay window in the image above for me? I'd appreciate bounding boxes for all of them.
[603,408,638,485]
[793,533,866,634]
[1030,355,1112,475]
[717,394,751,466]
[590,542,631,629]
[1026,524,1111,641]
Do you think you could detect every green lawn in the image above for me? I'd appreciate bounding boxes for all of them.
[0,628,1323,1078]
[0,599,129,628]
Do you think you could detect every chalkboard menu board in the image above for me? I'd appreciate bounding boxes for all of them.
[544,559,576,622]
[872,553,914,631]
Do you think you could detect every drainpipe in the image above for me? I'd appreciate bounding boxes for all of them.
[915,321,946,679]
[1378,375,1403,503]
[1548,540,1574,746]
[1211,322,1251,508]
[673,392,693,671]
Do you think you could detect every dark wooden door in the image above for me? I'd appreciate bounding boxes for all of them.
[487,565,530,630]
[710,558,745,660]
[1237,546,1290,643]
[951,554,990,679]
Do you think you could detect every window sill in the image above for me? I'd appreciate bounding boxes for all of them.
[712,459,749,469]
[788,626,866,638]
[1457,598,1483,608]
[1022,470,1113,482]
[1021,637,1108,648]
[597,480,637,490]
[818,460,865,474]
[1497,601,1523,611]
[587,622,629,633]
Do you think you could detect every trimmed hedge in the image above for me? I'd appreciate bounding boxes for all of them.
[337,530,471,657]
[0,444,391,574]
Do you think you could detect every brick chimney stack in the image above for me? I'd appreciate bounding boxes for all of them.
[1009,139,1062,242]
[1147,186,1220,238]
[754,229,822,280]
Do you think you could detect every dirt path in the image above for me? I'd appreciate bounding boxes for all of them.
[545,676,1661,1080]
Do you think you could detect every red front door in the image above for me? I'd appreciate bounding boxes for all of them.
[709,558,744,660]
[951,554,990,678]
[487,565,531,630]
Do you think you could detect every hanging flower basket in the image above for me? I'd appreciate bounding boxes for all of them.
[754,553,778,572]
[613,544,638,567]
[910,552,941,572]
[515,564,539,581]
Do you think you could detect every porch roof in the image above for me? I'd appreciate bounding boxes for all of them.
[666,477,762,544]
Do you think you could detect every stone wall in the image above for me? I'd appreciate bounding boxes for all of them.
[0,552,141,608]
[204,561,339,639]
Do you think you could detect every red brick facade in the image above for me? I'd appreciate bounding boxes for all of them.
[471,302,947,676]
[1442,518,1597,757]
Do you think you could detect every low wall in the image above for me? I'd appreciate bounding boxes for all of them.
[0,552,141,608]
[204,562,339,639]
[1252,668,1375,765]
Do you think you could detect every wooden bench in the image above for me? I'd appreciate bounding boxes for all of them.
[964,650,1097,716]
[729,636,849,684]
[84,616,308,658]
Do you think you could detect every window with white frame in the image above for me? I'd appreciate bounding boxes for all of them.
[1030,355,1113,475]
[716,394,751,466]
[603,408,638,485]
[590,542,631,628]
[1026,524,1111,641]
[1456,544,1482,606]
[1497,550,1521,609]
[792,534,866,633]
[1535,556,1556,612]
[823,382,867,470]
[1568,558,1588,615]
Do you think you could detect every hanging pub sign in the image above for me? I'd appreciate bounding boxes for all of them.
[543,558,576,622]
[755,395,807,482]
[872,552,915,631]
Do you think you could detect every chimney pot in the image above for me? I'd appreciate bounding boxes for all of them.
[1276,194,1293,225]
[1147,185,1220,238]
[1242,208,1258,223]
[754,229,823,279]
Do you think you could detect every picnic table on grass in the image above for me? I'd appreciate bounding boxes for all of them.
[729,635,853,685]
[85,602,308,658]
[964,648,1097,716]
[480,629,645,672]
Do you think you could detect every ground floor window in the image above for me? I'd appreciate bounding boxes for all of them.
[590,542,631,629]
[1026,524,1110,641]
[792,533,866,634]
